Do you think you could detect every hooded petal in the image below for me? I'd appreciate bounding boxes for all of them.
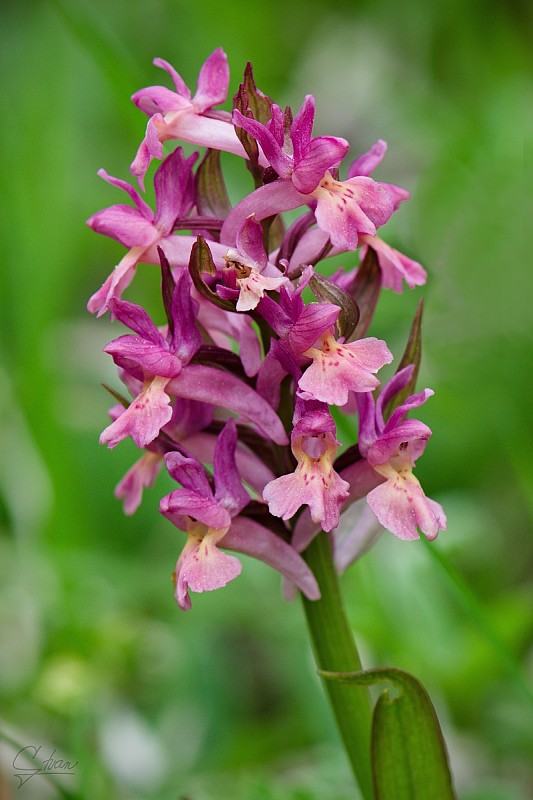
[234,215,267,270]
[213,420,251,516]
[104,335,183,379]
[107,298,167,345]
[87,205,158,249]
[164,451,213,495]
[288,303,340,354]
[293,136,349,194]
[161,489,232,530]
[131,85,191,115]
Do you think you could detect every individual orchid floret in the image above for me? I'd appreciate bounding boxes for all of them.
[254,274,391,408]
[100,270,289,449]
[221,215,288,311]
[233,94,349,194]
[221,125,399,252]
[310,169,395,251]
[358,235,427,292]
[263,405,350,532]
[131,48,249,186]
[160,420,320,609]
[292,304,394,406]
[357,366,447,541]
[100,270,201,449]
[87,147,197,315]
[115,451,163,515]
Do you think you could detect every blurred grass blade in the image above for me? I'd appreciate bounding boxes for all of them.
[51,0,145,108]
[420,537,533,706]
[320,666,456,799]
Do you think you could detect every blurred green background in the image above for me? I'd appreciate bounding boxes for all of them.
[0,0,531,797]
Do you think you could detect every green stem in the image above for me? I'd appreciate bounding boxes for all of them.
[302,532,374,800]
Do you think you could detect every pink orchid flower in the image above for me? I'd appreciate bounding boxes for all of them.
[160,420,320,609]
[130,48,249,187]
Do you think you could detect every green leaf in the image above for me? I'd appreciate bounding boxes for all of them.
[309,273,360,340]
[101,383,130,408]
[158,246,175,341]
[320,666,456,799]
[348,247,382,340]
[195,149,232,219]
[238,61,273,125]
[233,62,273,187]
[382,299,423,420]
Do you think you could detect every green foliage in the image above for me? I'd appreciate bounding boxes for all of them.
[321,667,456,798]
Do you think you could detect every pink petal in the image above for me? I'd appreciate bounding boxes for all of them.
[348,139,387,178]
[223,517,320,600]
[193,48,229,112]
[115,452,162,515]
[292,459,384,553]
[367,472,446,541]
[153,58,191,99]
[221,180,306,246]
[104,336,183,379]
[298,337,393,406]
[131,85,191,115]
[99,377,172,448]
[213,419,251,516]
[174,535,242,610]
[96,169,154,218]
[87,205,157,248]
[290,94,315,161]
[161,489,232,530]
[289,303,340,354]
[293,135,349,194]
[87,247,146,316]
[235,215,267,270]
[233,109,293,177]
[166,365,289,445]
[362,236,427,292]
[263,463,349,533]
[163,113,248,160]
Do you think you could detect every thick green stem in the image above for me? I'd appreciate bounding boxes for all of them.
[302,532,374,800]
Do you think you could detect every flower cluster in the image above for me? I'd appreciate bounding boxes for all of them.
[88,49,446,610]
